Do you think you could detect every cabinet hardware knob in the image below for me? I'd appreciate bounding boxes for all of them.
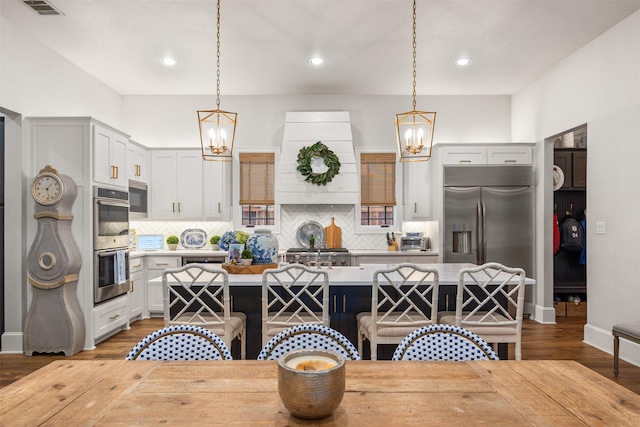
[460,160,471,163]
[414,202,417,213]
[178,202,181,213]
[218,202,221,213]
[172,202,176,213]
[343,295,346,313]
[333,295,337,313]
[109,313,121,321]
[504,159,516,163]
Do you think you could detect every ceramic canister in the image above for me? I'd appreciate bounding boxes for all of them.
[247,229,279,264]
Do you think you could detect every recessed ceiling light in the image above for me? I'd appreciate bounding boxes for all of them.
[308,57,326,66]
[456,58,472,66]
[161,57,178,66]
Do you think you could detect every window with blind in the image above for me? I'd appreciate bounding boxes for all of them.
[360,152,396,226]
[239,153,275,226]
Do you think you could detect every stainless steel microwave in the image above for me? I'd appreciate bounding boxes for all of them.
[128,180,148,219]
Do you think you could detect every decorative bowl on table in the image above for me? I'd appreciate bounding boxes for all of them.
[277,349,346,420]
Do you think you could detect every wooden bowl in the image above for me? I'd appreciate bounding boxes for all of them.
[277,349,346,419]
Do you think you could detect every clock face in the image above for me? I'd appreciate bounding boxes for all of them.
[32,173,64,205]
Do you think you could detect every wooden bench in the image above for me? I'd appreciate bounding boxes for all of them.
[612,321,640,375]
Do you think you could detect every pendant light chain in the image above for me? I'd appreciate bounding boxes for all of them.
[412,0,417,111]
[216,0,221,110]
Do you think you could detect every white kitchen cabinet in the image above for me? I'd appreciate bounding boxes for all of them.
[145,255,181,315]
[93,295,129,341]
[203,159,231,220]
[487,146,532,164]
[441,145,532,165]
[403,160,433,220]
[127,141,148,183]
[150,150,203,218]
[93,123,129,188]
[128,257,145,321]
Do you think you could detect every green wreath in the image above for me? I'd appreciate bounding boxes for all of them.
[296,141,341,186]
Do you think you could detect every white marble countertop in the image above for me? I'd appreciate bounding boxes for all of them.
[151,263,535,287]
[130,249,439,257]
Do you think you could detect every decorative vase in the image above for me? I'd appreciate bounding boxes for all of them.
[211,244,220,251]
[242,259,253,266]
[167,244,178,251]
[247,229,279,264]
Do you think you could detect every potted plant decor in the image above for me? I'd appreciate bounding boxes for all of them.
[166,235,179,250]
[210,235,221,250]
[240,249,254,266]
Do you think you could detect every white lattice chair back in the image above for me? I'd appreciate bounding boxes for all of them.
[357,263,439,360]
[392,324,499,361]
[163,264,229,328]
[261,264,330,346]
[456,262,526,328]
[126,325,233,360]
[162,263,246,359]
[257,324,360,361]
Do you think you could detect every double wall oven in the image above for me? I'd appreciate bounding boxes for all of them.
[94,187,130,305]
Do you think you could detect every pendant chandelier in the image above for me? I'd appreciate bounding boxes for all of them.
[395,0,436,162]
[198,0,237,162]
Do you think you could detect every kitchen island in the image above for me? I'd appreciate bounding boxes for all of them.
[152,263,534,359]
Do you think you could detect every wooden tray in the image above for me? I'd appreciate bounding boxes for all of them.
[221,263,278,274]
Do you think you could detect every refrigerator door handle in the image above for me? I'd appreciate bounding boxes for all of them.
[476,201,483,265]
[481,201,487,264]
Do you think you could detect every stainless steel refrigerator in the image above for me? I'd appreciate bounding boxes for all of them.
[443,165,534,276]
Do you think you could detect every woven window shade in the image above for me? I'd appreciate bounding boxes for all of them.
[361,153,396,206]
[239,153,275,205]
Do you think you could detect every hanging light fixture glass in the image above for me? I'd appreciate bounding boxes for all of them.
[198,0,237,161]
[395,0,436,162]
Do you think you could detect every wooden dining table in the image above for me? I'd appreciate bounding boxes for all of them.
[1,359,639,426]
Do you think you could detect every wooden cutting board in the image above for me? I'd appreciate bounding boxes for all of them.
[324,217,342,248]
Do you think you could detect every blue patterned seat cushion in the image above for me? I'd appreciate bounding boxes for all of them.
[392,324,499,361]
[126,324,232,361]
[258,324,360,361]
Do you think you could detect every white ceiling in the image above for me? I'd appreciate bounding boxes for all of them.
[2,0,640,96]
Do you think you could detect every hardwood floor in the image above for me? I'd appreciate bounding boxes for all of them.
[2,315,640,395]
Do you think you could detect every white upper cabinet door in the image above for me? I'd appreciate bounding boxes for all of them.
[487,146,532,164]
[203,160,230,220]
[127,142,149,183]
[150,150,203,219]
[404,160,433,220]
[93,123,128,188]
[175,151,203,218]
[150,151,179,218]
[440,146,487,165]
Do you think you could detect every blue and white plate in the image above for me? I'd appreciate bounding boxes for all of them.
[180,229,207,249]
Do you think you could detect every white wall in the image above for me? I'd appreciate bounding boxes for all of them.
[0,17,123,127]
[512,10,640,364]
[122,94,512,149]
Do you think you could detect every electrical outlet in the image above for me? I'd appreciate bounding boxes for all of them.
[596,222,606,234]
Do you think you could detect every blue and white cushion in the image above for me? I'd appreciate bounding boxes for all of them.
[257,324,360,361]
[392,324,499,361]
[126,324,233,361]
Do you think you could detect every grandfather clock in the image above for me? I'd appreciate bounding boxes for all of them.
[24,165,85,356]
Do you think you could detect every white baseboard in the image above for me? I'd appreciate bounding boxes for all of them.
[585,322,640,368]
[1,332,24,353]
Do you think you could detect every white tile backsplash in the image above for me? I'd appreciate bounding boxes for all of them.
[131,206,438,251]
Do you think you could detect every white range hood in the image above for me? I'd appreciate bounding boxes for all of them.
[277,111,358,205]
